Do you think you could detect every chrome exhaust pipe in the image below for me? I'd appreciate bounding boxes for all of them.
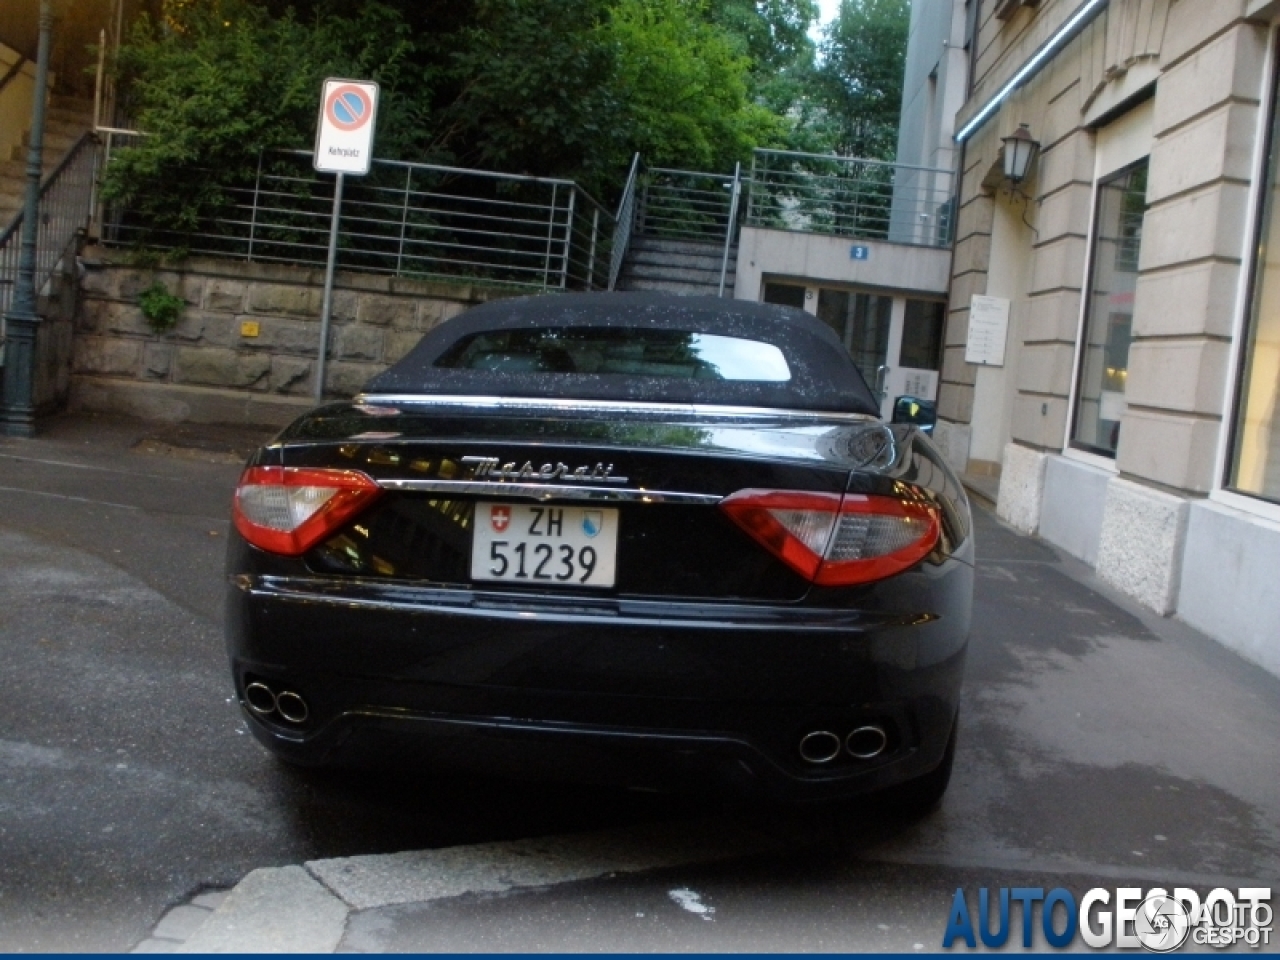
[275,691,309,724]
[244,682,277,715]
[846,725,888,759]
[798,730,842,764]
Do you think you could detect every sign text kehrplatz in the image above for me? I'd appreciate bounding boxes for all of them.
[314,79,379,175]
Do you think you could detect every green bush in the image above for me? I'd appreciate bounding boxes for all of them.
[101,0,419,245]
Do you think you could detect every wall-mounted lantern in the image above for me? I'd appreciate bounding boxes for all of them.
[1001,124,1041,185]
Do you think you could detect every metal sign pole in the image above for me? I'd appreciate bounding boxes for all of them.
[311,77,378,405]
[314,172,345,404]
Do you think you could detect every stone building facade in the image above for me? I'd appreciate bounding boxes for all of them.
[70,248,498,426]
[938,0,1280,676]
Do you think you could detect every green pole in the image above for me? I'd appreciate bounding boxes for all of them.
[1,0,53,437]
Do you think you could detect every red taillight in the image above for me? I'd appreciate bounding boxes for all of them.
[720,488,940,586]
[233,466,382,556]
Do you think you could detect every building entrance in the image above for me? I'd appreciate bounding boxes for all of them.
[764,281,944,419]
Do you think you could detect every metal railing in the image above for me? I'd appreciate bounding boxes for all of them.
[608,152,641,290]
[0,130,98,362]
[745,148,955,249]
[635,166,741,244]
[0,53,29,97]
[718,162,743,297]
[100,136,618,292]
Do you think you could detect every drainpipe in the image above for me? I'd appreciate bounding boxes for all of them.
[1,0,53,438]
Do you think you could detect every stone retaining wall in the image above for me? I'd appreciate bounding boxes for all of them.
[70,248,516,425]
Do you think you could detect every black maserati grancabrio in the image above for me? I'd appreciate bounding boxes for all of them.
[226,292,973,807]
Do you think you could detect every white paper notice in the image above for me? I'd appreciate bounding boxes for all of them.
[965,295,1011,366]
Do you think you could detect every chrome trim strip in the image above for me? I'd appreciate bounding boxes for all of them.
[242,577,916,631]
[354,393,878,423]
[376,478,722,504]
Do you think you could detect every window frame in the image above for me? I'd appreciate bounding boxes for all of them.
[1211,23,1280,524]
[1066,156,1149,460]
[1062,100,1154,467]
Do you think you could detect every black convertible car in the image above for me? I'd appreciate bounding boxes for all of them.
[226,292,972,807]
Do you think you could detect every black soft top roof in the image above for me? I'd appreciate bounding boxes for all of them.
[363,292,880,415]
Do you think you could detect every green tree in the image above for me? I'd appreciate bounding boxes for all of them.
[606,0,786,173]
[815,0,909,160]
[709,0,819,78]
[706,0,830,153]
[102,0,842,244]
[428,0,623,184]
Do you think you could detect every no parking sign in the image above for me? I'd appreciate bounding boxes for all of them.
[314,78,379,175]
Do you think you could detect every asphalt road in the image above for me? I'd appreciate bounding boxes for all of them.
[1,412,1277,952]
[0,414,703,951]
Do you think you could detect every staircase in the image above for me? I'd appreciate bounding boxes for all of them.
[0,95,94,227]
[614,235,737,297]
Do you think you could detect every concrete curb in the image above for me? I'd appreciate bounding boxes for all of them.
[179,867,348,954]
[161,817,810,953]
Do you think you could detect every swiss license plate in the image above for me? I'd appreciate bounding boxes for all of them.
[471,503,619,588]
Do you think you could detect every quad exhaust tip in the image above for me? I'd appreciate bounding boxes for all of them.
[845,725,888,759]
[798,730,842,764]
[244,682,277,715]
[798,725,889,764]
[244,681,308,725]
[275,691,309,724]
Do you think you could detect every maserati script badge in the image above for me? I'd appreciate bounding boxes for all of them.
[461,456,628,484]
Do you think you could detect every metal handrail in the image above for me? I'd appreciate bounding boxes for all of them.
[635,167,739,244]
[0,130,99,362]
[0,54,29,97]
[751,147,953,177]
[608,152,641,290]
[100,135,619,292]
[746,147,956,249]
[718,162,741,297]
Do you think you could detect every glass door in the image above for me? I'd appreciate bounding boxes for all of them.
[816,288,943,419]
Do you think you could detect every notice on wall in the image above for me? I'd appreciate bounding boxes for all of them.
[965,294,1011,366]
[898,368,939,402]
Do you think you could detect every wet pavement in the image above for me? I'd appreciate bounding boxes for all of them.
[1,411,1276,952]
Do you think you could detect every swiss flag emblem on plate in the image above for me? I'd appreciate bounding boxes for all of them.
[490,506,511,532]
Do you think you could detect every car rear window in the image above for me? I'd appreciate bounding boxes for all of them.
[435,327,792,382]
[363,293,881,416]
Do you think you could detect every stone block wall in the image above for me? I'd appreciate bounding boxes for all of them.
[70,248,514,425]
[31,260,78,414]
[1122,16,1267,496]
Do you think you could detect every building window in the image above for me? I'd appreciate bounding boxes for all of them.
[901,299,945,371]
[1228,53,1280,504]
[1070,159,1148,458]
[762,282,807,311]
